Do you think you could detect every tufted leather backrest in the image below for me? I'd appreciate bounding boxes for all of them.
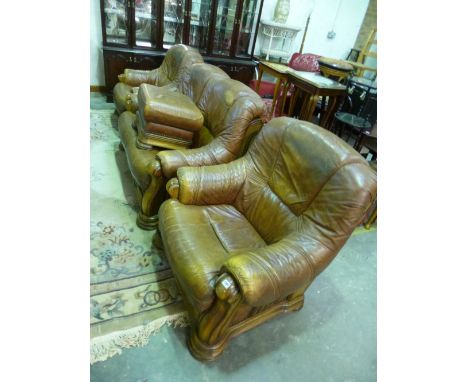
[156,64,265,178]
[182,63,229,103]
[235,117,377,253]
[195,77,264,148]
[157,45,204,88]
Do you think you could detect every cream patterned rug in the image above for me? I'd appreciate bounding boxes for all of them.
[90,109,187,364]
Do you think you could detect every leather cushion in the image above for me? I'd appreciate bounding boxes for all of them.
[159,199,266,313]
[138,83,203,132]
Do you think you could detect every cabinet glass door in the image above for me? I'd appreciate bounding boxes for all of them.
[104,0,130,45]
[163,0,187,48]
[212,0,238,56]
[189,0,212,53]
[236,0,259,57]
[134,0,158,47]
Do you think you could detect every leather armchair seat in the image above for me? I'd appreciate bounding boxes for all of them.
[118,62,264,230]
[158,117,377,361]
[113,44,204,114]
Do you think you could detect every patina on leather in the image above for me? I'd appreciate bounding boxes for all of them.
[157,72,265,179]
[138,83,204,132]
[113,44,203,114]
[158,117,377,360]
[117,60,264,230]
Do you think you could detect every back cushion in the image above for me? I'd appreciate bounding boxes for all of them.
[186,63,229,102]
[235,117,376,245]
[288,53,321,72]
[195,78,264,155]
[158,45,203,87]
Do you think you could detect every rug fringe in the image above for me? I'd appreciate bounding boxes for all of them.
[90,311,189,364]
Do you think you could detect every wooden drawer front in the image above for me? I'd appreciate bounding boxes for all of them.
[133,54,163,71]
[103,51,133,93]
[211,63,255,85]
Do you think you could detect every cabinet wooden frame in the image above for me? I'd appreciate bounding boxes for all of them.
[100,0,264,57]
[100,0,264,97]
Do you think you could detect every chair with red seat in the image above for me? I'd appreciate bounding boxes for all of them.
[250,53,321,118]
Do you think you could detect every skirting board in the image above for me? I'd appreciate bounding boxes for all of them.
[90,85,106,93]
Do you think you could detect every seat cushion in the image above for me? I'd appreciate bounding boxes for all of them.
[159,199,266,313]
[138,83,204,132]
[136,111,193,150]
[288,53,321,72]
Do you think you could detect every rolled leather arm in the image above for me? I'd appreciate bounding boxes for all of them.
[175,158,249,206]
[120,68,159,87]
[222,235,334,307]
[157,138,237,179]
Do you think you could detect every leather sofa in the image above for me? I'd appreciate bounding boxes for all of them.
[118,62,265,230]
[158,117,377,361]
[113,44,204,114]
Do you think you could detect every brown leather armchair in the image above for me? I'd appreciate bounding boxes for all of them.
[113,44,204,114]
[157,117,377,361]
[118,63,264,230]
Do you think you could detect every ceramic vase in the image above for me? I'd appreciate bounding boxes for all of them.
[273,0,290,24]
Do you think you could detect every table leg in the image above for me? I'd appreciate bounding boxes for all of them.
[288,88,300,117]
[321,96,337,128]
[271,78,283,117]
[279,82,290,116]
[256,67,264,93]
[306,94,320,122]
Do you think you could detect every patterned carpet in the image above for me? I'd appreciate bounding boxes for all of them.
[90,109,187,364]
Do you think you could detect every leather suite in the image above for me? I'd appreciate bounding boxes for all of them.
[116,46,264,230]
[113,45,377,362]
[158,117,377,360]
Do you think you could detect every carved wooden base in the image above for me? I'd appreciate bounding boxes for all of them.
[136,138,154,150]
[136,210,158,230]
[187,294,304,361]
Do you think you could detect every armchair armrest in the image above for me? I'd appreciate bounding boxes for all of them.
[166,178,180,199]
[172,158,249,205]
[120,68,159,87]
[222,235,334,307]
[157,139,237,179]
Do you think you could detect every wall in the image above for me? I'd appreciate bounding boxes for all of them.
[90,0,105,86]
[255,0,369,60]
[354,0,376,50]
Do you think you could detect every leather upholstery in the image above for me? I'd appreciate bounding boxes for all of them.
[117,59,264,230]
[157,66,265,178]
[113,45,204,114]
[158,117,377,359]
[138,83,204,132]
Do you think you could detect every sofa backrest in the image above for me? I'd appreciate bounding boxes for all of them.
[156,63,265,178]
[182,63,229,102]
[157,45,204,87]
[235,117,377,269]
[193,74,265,160]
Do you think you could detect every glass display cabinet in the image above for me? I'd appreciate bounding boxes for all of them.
[101,0,265,98]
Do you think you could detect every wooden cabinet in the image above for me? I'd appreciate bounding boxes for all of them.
[101,0,264,96]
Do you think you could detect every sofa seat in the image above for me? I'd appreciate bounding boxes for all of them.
[159,199,266,313]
